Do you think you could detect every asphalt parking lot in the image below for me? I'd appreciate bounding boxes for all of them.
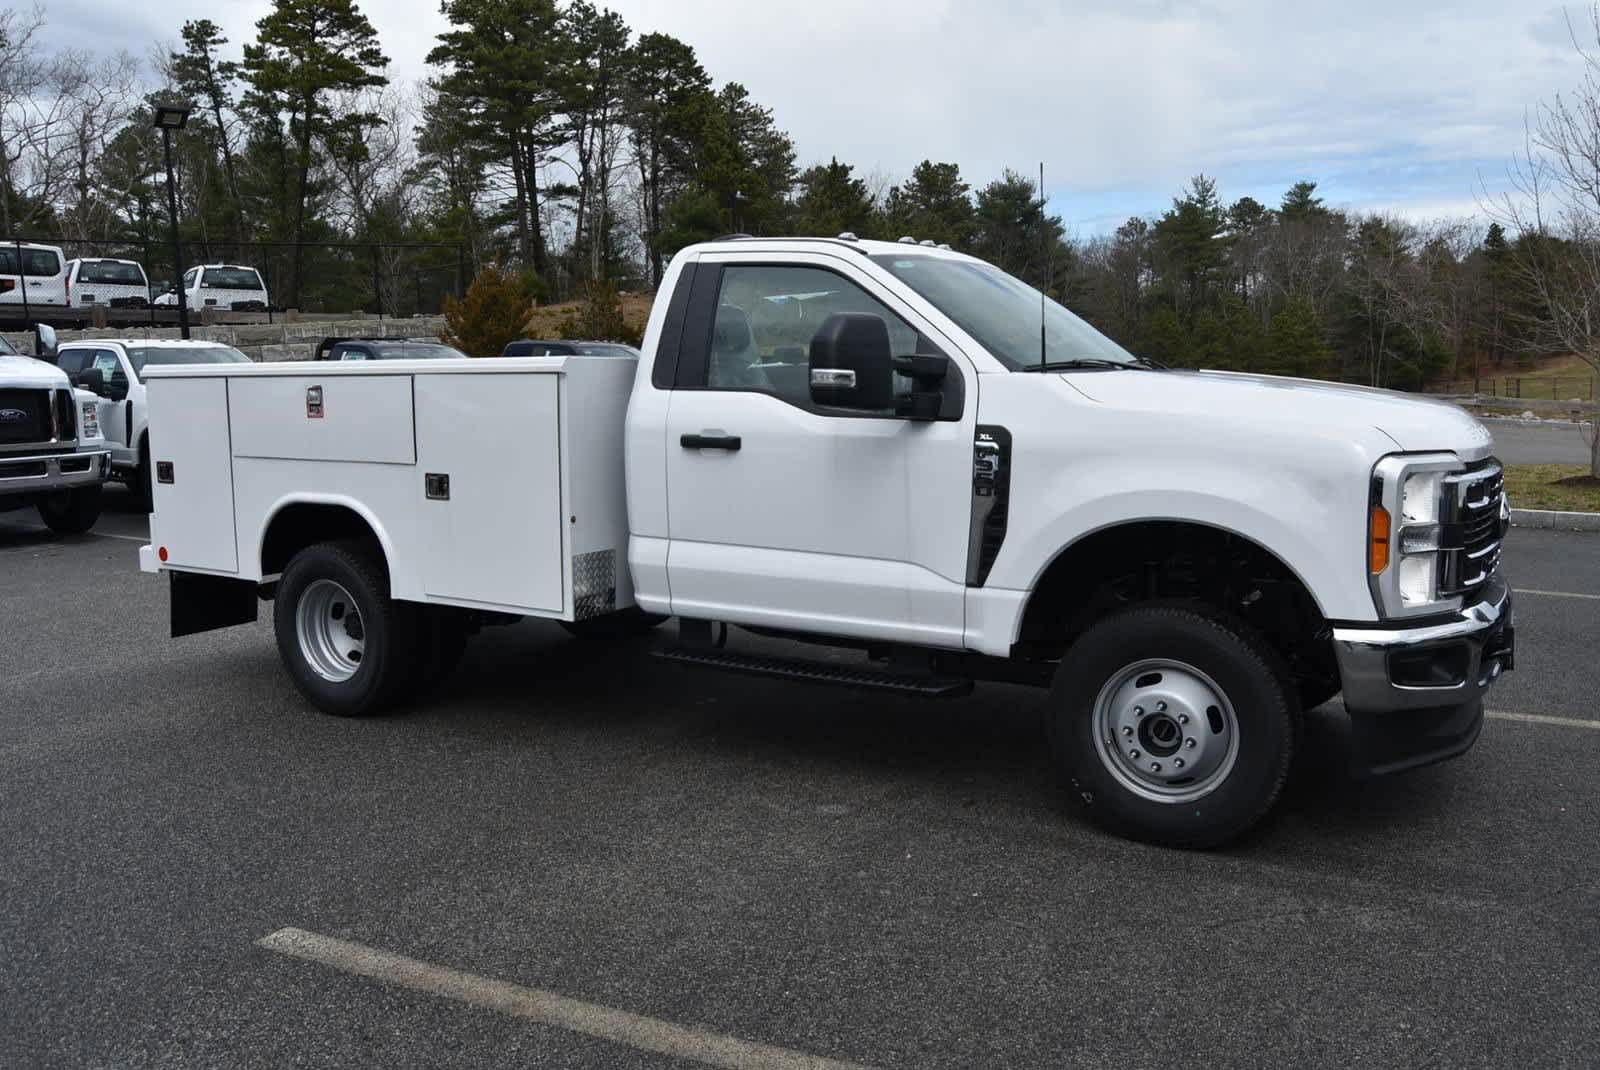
[1480,418,1594,465]
[2,488,1597,1069]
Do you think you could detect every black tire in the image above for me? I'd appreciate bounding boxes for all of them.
[412,606,471,692]
[37,485,102,535]
[272,540,417,717]
[1049,604,1296,849]
[560,607,665,640]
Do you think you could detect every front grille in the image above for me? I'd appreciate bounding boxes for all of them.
[0,388,50,445]
[53,389,75,441]
[1440,462,1506,597]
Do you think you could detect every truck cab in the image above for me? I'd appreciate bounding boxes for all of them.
[138,236,1513,847]
[154,264,270,313]
[0,330,111,532]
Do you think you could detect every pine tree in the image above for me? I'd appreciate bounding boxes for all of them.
[1266,297,1331,378]
[171,20,245,240]
[882,161,974,248]
[625,32,711,286]
[795,157,875,237]
[242,0,389,305]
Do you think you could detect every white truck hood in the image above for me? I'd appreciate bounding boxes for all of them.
[1064,368,1495,460]
[0,352,69,389]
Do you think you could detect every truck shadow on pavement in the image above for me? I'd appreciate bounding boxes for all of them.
[410,621,1464,846]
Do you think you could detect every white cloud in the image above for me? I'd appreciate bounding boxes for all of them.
[31,0,1594,227]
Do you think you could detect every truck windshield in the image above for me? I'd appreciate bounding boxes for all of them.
[0,335,17,355]
[126,344,251,379]
[870,253,1141,370]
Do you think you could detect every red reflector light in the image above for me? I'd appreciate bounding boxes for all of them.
[158,546,168,562]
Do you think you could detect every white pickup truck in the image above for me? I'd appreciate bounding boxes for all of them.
[138,236,1514,846]
[0,329,111,532]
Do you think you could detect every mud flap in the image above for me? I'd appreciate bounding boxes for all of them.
[171,570,259,638]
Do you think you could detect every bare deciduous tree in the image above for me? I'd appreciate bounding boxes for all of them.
[1490,4,1600,476]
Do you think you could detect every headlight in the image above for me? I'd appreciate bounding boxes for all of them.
[1369,454,1463,618]
[79,401,100,438]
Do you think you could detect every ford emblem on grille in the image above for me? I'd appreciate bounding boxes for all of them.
[0,407,28,422]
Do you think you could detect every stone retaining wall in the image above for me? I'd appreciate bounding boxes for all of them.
[3,315,448,362]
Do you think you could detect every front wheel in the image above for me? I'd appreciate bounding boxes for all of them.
[37,485,102,534]
[1050,605,1295,849]
[273,541,416,717]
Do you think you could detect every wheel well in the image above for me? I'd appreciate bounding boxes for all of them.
[1017,521,1334,687]
[260,503,387,584]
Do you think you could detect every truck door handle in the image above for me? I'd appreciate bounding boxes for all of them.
[680,433,741,451]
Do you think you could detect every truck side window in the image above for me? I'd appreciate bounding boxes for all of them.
[704,265,920,407]
[55,350,89,375]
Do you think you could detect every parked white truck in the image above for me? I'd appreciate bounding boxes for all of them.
[0,329,111,532]
[137,236,1514,846]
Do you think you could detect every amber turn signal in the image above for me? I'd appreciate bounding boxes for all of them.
[1369,505,1391,574]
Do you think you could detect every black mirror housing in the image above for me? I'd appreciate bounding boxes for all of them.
[893,353,950,421]
[808,313,894,410]
[71,368,106,395]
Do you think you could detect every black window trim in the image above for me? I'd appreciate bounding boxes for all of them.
[650,261,698,389]
[669,258,965,422]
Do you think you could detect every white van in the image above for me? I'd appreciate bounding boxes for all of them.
[154,264,270,312]
[0,242,68,308]
[65,258,152,308]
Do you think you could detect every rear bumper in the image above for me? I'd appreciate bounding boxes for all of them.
[0,449,111,496]
[1330,574,1512,776]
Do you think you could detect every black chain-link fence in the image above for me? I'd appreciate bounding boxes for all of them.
[0,236,466,326]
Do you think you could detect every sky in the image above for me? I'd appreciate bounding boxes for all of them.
[31,0,1593,234]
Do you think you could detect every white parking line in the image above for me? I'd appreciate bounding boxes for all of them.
[1514,587,1600,601]
[1489,710,1600,731]
[257,927,871,1070]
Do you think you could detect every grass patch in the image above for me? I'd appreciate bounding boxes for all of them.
[1504,464,1600,513]
[523,291,654,341]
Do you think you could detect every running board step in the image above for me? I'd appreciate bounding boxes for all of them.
[655,647,974,698]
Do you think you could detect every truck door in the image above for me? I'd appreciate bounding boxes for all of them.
[663,255,976,649]
[83,348,132,458]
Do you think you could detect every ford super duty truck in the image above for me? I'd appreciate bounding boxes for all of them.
[137,236,1514,847]
[0,328,111,533]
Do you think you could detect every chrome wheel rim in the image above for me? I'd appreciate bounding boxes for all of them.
[295,579,366,683]
[1091,658,1240,803]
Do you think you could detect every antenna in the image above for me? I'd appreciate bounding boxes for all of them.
[1039,161,1048,370]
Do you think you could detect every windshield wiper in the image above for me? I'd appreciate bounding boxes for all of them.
[1021,356,1167,372]
[1022,358,1135,372]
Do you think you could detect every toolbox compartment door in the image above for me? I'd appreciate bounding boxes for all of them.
[228,374,415,465]
[147,377,239,573]
[414,373,565,613]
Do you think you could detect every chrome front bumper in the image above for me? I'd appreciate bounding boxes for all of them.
[1332,574,1513,715]
[0,449,112,496]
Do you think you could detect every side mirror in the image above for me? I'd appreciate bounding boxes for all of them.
[71,368,105,395]
[34,323,57,358]
[809,313,894,410]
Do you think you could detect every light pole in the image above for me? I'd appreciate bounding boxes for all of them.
[153,103,193,339]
